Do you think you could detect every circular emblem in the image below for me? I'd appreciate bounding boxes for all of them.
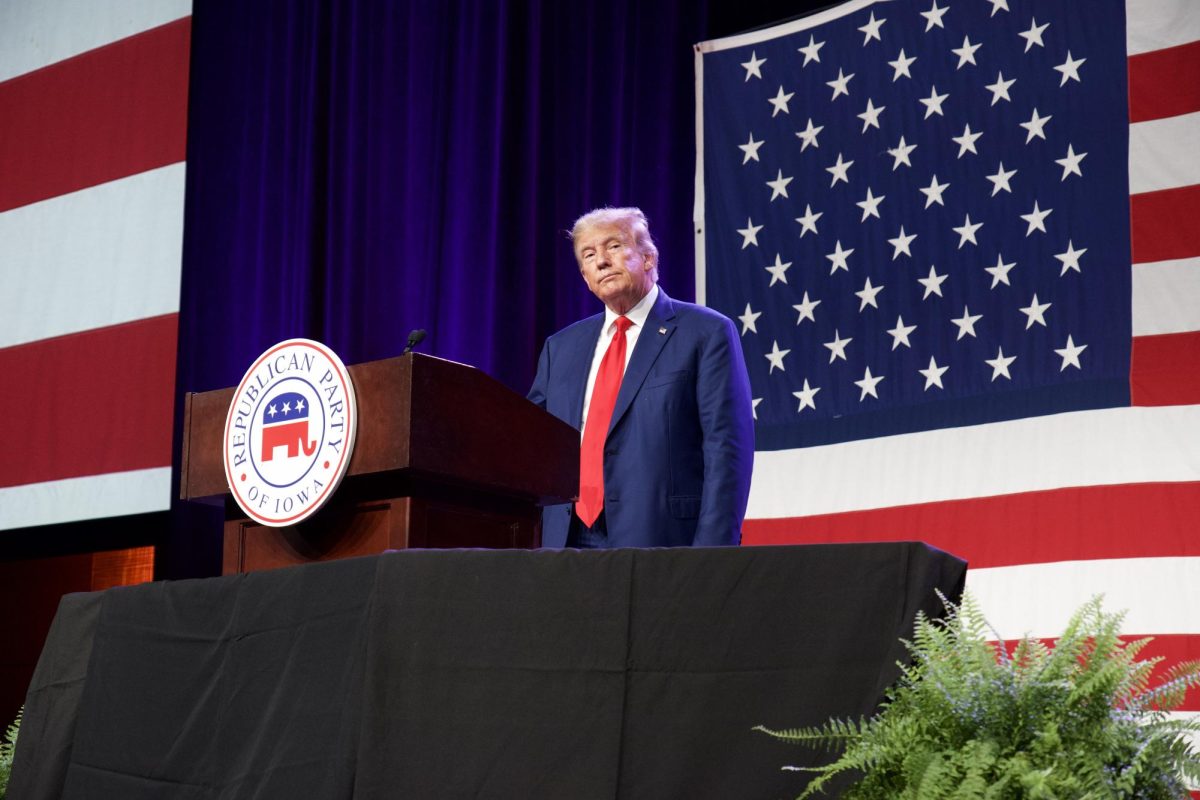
[222,339,358,527]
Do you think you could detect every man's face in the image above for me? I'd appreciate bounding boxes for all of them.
[575,223,656,314]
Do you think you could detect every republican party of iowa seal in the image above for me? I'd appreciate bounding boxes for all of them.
[222,339,357,526]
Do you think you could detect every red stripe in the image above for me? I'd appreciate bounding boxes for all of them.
[999,634,1200,712]
[1129,41,1200,123]
[1132,331,1200,406]
[0,315,178,489]
[1131,184,1200,264]
[742,482,1200,569]
[0,17,190,214]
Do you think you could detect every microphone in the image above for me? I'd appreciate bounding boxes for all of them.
[403,329,427,354]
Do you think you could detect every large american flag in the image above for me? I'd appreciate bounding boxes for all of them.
[697,0,1200,716]
[0,1,191,531]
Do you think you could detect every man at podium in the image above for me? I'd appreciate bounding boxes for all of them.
[528,207,754,549]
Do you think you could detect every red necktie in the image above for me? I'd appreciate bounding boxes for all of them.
[576,316,633,527]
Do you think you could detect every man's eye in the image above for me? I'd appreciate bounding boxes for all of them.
[608,242,622,251]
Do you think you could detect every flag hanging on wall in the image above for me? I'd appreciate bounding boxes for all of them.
[696,0,1200,711]
[0,0,192,530]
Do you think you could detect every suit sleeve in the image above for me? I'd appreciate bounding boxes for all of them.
[527,340,550,409]
[692,316,755,546]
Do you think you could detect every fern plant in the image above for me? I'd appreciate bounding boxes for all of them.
[757,595,1200,799]
[0,706,20,800]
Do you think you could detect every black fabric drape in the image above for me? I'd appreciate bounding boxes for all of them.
[12,544,966,798]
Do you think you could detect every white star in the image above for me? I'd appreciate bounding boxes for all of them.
[764,340,790,373]
[1020,201,1052,235]
[738,303,761,335]
[768,85,795,116]
[857,98,885,132]
[734,217,763,248]
[793,379,821,412]
[1019,17,1049,52]
[888,136,917,170]
[951,306,982,340]
[920,174,949,208]
[920,0,949,31]
[1055,335,1088,371]
[751,397,762,419]
[1020,108,1052,142]
[295,399,305,412]
[824,329,853,362]
[765,253,793,286]
[985,347,1017,381]
[952,123,983,158]
[856,276,885,310]
[1054,51,1086,85]
[795,118,824,151]
[918,265,948,299]
[740,51,766,81]
[986,0,1009,16]
[952,36,982,69]
[736,217,763,249]
[1055,144,1087,180]
[889,49,916,81]
[738,132,764,164]
[985,162,1017,196]
[1019,293,1052,328]
[798,35,825,66]
[887,315,917,349]
[267,404,278,418]
[1055,240,1087,275]
[856,187,885,221]
[281,401,292,414]
[952,213,983,248]
[855,366,885,400]
[826,240,854,274]
[793,291,821,324]
[919,85,949,118]
[766,169,793,201]
[858,12,886,44]
[795,204,822,237]
[826,153,854,186]
[888,226,917,260]
[985,71,1016,105]
[827,68,855,100]
[985,253,1016,288]
[919,356,949,390]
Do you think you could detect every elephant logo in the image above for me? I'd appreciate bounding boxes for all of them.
[260,391,318,461]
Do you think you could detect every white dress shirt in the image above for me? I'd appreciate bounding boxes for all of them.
[579,283,659,435]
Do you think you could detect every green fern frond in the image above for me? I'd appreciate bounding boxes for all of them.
[757,594,1200,800]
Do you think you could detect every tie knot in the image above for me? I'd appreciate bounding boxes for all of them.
[614,316,632,334]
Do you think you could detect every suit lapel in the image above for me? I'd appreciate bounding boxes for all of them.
[608,288,677,436]
[567,315,605,429]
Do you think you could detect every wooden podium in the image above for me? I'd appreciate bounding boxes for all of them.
[180,353,579,574]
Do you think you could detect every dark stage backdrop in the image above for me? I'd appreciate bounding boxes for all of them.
[167,0,826,577]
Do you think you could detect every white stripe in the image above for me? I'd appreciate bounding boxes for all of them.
[1126,0,1200,56]
[1129,112,1200,195]
[1133,257,1200,336]
[0,0,191,84]
[695,0,880,53]
[967,557,1200,638]
[0,163,184,350]
[747,405,1200,518]
[0,468,171,530]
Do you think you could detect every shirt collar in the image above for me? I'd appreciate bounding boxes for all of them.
[604,283,659,333]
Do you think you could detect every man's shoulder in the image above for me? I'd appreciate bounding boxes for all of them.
[545,312,605,346]
[659,293,735,334]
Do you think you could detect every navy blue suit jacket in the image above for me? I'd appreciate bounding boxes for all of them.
[528,288,754,548]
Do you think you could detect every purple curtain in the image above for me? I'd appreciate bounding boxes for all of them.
[166,0,815,577]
